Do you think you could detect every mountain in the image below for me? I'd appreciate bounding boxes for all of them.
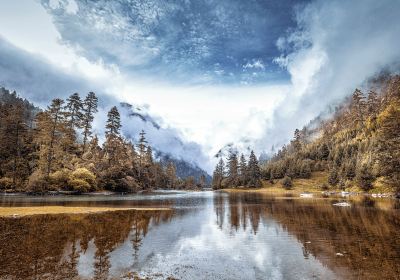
[119,102,211,181]
[261,74,400,194]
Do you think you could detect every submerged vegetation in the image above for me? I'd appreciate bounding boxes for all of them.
[0,89,205,193]
[213,75,400,195]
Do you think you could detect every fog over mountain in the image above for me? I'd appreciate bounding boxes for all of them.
[1,0,400,173]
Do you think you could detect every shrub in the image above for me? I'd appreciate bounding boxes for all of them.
[68,179,90,193]
[282,176,293,190]
[27,171,49,193]
[49,169,71,190]
[0,177,13,190]
[328,168,339,186]
[70,168,96,191]
[119,176,140,192]
[356,165,375,191]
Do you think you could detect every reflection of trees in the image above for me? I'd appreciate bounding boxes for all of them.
[213,195,225,229]
[217,193,400,279]
[0,209,173,280]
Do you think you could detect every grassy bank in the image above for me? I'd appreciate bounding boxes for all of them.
[0,206,171,217]
[221,171,395,195]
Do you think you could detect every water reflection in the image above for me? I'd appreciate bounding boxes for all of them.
[0,192,399,280]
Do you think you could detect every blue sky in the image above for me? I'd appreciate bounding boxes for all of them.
[41,0,307,85]
[1,0,400,172]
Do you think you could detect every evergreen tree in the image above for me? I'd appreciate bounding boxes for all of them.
[356,164,375,191]
[35,98,67,177]
[166,162,177,189]
[293,128,302,151]
[352,89,366,127]
[328,167,339,187]
[104,106,122,165]
[82,92,98,152]
[226,151,239,187]
[65,93,83,130]
[247,151,261,188]
[238,154,248,185]
[212,158,225,189]
[199,174,206,188]
[377,97,400,192]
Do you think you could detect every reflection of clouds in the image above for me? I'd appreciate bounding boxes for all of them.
[105,193,337,280]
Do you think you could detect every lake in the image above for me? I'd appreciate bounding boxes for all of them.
[0,191,399,280]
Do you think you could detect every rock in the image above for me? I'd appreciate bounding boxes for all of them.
[300,193,314,198]
[333,202,351,207]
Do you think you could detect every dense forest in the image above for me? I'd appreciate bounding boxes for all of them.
[212,150,262,189]
[213,75,400,194]
[0,88,206,193]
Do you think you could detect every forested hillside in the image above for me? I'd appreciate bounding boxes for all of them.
[0,88,204,193]
[262,75,400,193]
[211,75,400,194]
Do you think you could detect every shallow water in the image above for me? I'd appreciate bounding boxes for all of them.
[0,191,399,280]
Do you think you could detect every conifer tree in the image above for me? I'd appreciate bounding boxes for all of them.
[352,89,366,127]
[65,93,83,130]
[138,130,147,161]
[238,154,248,185]
[104,106,122,165]
[35,98,67,177]
[212,158,225,189]
[199,174,206,188]
[166,162,177,189]
[82,92,98,152]
[0,102,29,187]
[376,97,400,192]
[226,151,239,187]
[247,151,261,187]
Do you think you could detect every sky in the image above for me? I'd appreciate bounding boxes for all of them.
[1,0,400,173]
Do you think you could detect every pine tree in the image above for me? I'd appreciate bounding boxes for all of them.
[376,97,400,192]
[104,106,122,165]
[82,92,98,152]
[0,102,29,188]
[352,89,366,127]
[226,151,239,187]
[138,130,147,168]
[65,93,83,130]
[238,154,248,185]
[166,162,177,189]
[145,146,153,166]
[105,106,121,136]
[35,98,67,177]
[356,164,375,191]
[199,174,206,188]
[367,90,379,115]
[293,128,302,151]
[212,158,225,189]
[328,167,339,186]
[247,151,261,188]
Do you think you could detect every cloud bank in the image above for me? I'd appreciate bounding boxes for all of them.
[1,0,400,172]
[255,0,400,152]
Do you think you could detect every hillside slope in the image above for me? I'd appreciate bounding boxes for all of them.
[261,75,400,194]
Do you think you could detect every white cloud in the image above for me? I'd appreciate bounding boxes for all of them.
[243,59,266,70]
[1,0,400,172]
[256,0,400,153]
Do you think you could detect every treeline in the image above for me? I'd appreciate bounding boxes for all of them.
[212,150,262,189]
[262,75,400,193]
[0,88,205,193]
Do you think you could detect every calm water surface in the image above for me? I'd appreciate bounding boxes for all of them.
[0,191,399,280]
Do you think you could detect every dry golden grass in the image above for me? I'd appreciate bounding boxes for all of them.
[223,171,329,194]
[222,172,396,195]
[0,206,170,217]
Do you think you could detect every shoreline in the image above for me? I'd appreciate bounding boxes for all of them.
[218,187,396,198]
[0,206,171,218]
